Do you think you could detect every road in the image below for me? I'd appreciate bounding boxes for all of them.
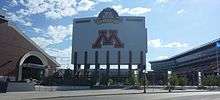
[33,92,220,100]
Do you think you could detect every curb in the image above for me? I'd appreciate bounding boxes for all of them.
[30,92,143,99]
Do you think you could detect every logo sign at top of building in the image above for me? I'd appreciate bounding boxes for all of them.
[95,8,120,24]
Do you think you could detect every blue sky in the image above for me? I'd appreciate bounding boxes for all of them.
[1,0,220,70]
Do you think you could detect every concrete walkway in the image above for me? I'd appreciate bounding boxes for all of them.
[0,89,210,100]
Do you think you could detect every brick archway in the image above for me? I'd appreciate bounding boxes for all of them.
[17,51,48,81]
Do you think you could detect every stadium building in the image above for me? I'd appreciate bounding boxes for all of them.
[149,38,220,86]
[72,8,147,84]
[0,14,59,82]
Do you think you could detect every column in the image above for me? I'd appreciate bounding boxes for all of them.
[106,51,110,83]
[84,51,89,78]
[117,51,121,77]
[95,51,100,84]
[128,51,132,77]
[74,52,78,77]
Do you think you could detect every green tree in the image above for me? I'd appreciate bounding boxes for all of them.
[128,71,139,86]
[169,74,179,87]
[139,78,146,86]
[100,75,108,85]
[63,69,72,80]
[178,76,187,89]
[125,78,130,85]
[108,79,114,86]
[202,75,219,89]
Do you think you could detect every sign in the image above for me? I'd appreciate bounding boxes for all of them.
[95,8,119,24]
[92,30,124,48]
[72,8,147,65]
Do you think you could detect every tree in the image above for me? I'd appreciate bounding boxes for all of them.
[100,75,108,85]
[202,75,219,89]
[62,69,73,85]
[125,78,130,85]
[63,69,72,80]
[108,79,114,86]
[169,74,179,87]
[128,71,139,86]
[139,78,146,86]
[178,76,187,89]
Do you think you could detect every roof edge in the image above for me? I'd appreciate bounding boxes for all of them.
[8,22,60,67]
[149,38,220,63]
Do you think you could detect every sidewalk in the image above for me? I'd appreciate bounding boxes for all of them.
[0,89,209,100]
[0,89,141,100]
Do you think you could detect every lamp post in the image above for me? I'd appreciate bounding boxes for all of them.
[143,69,147,93]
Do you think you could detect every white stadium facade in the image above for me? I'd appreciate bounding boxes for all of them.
[72,8,148,84]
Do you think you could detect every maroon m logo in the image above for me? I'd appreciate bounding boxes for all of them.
[92,30,124,48]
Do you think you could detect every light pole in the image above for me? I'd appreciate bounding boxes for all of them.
[143,69,147,93]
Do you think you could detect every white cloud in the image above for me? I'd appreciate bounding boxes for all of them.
[7,0,118,20]
[29,25,74,68]
[177,9,185,15]
[17,0,77,19]
[156,56,169,60]
[77,0,96,11]
[23,21,32,26]
[112,5,129,15]
[156,0,170,4]
[19,0,51,15]
[7,12,23,22]
[112,5,151,15]
[97,0,113,2]
[46,24,72,44]
[31,24,72,48]
[31,37,54,48]
[148,39,189,48]
[45,11,63,19]
[6,12,32,26]
[46,47,71,59]
[16,9,29,16]
[44,0,78,19]
[164,42,188,48]
[129,7,151,15]
[10,0,18,6]
[45,47,72,68]
[148,39,162,48]
[33,27,43,33]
